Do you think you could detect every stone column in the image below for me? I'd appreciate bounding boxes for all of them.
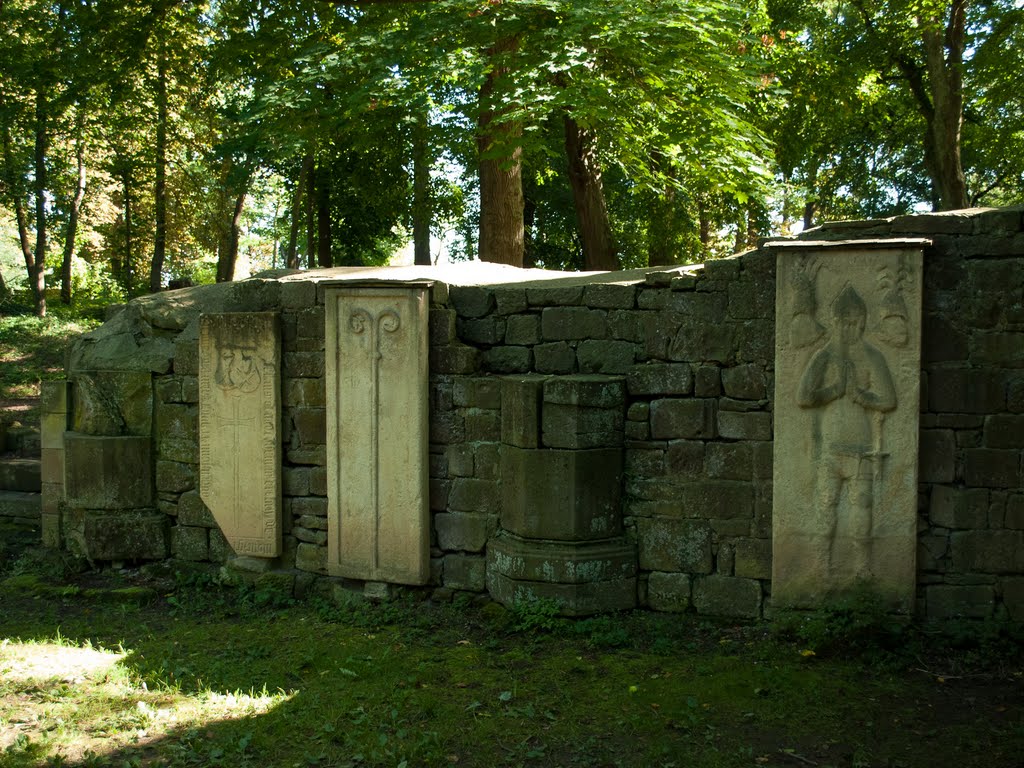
[40,381,69,548]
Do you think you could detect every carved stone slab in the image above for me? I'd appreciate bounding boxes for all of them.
[325,285,430,584]
[772,244,924,612]
[199,313,281,557]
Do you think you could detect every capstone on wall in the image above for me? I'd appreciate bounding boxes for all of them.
[49,206,1024,622]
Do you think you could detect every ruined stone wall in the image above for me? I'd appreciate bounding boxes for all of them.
[55,206,1024,621]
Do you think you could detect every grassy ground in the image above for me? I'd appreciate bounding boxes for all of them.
[1,552,1022,768]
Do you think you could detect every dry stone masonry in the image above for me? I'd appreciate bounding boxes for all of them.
[39,206,1024,622]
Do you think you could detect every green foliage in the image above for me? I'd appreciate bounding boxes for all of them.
[509,596,566,634]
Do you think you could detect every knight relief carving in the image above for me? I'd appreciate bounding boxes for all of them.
[773,246,923,612]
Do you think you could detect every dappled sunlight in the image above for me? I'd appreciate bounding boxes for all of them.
[0,638,294,765]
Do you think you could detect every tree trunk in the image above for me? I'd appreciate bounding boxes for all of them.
[477,37,524,266]
[698,197,711,256]
[32,91,48,317]
[563,115,618,271]
[150,42,169,293]
[316,161,331,268]
[921,0,968,210]
[285,161,307,269]
[304,153,316,270]
[122,165,134,295]
[61,128,87,304]
[412,114,431,266]
[217,186,247,282]
[2,126,35,277]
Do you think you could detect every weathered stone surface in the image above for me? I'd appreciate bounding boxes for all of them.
[501,376,545,449]
[500,446,622,540]
[326,286,430,585]
[448,478,499,513]
[177,490,216,527]
[295,541,327,573]
[721,364,766,400]
[435,512,497,552]
[505,315,541,346]
[73,371,153,436]
[646,572,691,612]
[636,517,712,573]
[984,415,1024,448]
[926,584,995,620]
[487,533,637,585]
[534,342,576,374]
[482,346,532,373]
[950,530,1024,573]
[74,511,168,561]
[583,283,636,309]
[692,575,762,618]
[199,313,282,558]
[963,449,1020,488]
[65,434,152,509]
[918,429,956,483]
[650,398,716,439]
[717,411,771,441]
[627,363,693,396]
[541,306,608,341]
[156,461,195,494]
[577,340,636,374]
[486,571,636,616]
[733,538,772,579]
[929,486,989,530]
[459,316,506,346]
[542,404,624,449]
[430,345,479,375]
[1003,578,1024,622]
[773,245,924,613]
[443,553,486,591]
[544,375,625,408]
[172,525,209,561]
[450,286,494,318]
[705,443,753,480]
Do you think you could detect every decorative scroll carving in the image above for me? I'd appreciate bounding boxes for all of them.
[773,247,923,612]
[326,286,430,585]
[199,313,282,557]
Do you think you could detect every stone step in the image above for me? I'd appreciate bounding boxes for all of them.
[0,458,42,493]
[2,424,41,458]
[0,490,41,528]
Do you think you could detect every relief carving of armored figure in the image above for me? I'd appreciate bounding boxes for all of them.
[797,285,897,574]
[215,345,262,394]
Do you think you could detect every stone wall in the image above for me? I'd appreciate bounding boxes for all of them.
[51,207,1024,622]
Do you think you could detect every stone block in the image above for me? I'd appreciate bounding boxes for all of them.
[460,316,506,346]
[665,440,705,479]
[667,321,736,364]
[284,379,326,408]
[1007,494,1024,529]
[40,380,70,414]
[295,542,327,573]
[541,306,607,341]
[443,553,486,591]
[290,407,326,447]
[928,368,1006,413]
[172,525,209,561]
[926,584,995,620]
[487,534,637,584]
[482,346,532,373]
[449,478,499,514]
[453,378,502,409]
[733,538,772,579]
[717,410,771,441]
[607,310,645,343]
[435,512,498,552]
[283,351,324,378]
[283,467,310,496]
[429,308,457,345]
[1003,578,1024,622]
[721,364,766,400]
[505,315,541,346]
[542,404,624,449]
[178,490,216,527]
[637,517,712,573]
[431,411,466,444]
[534,342,577,374]
[626,363,694,396]
[650,398,715,439]
[209,528,233,561]
[625,447,664,476]
[693,365,721,397]
[964,449,1020,488]
[918,430,956,483]
[627,402,649,422]
[430,345,480,375]
[929,486,989,530]
[583,283,636,309]
[486,571,636,616]
[41,412,68,451]
[951,530,1024,573]
[493,288,528,314]
[280,280,316,308]
[692,575,762,618]
[705,443,753,480]
[501,376,546,448]
[65,434,152,509]
[984,415,1024,449]
[972,331,1024,367]
[646,572,691,612]
[72,371,154,436]
[677,481,754,519]
[544,375,626,408]
[500,446,622,540]
[80,511,168,561]
[577,340,637,374]
[526,285,584,306]
[156,460,195,494]
[448,444,475,477]
[450,286,494,318]
[465,409,501,442]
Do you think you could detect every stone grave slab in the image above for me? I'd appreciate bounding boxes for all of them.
[199,313,282,557]
[325,284,430,584]
[771,242,925,612]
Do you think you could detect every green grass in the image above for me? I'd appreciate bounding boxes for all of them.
[0,295,101,410]
[1,556,1022,768]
